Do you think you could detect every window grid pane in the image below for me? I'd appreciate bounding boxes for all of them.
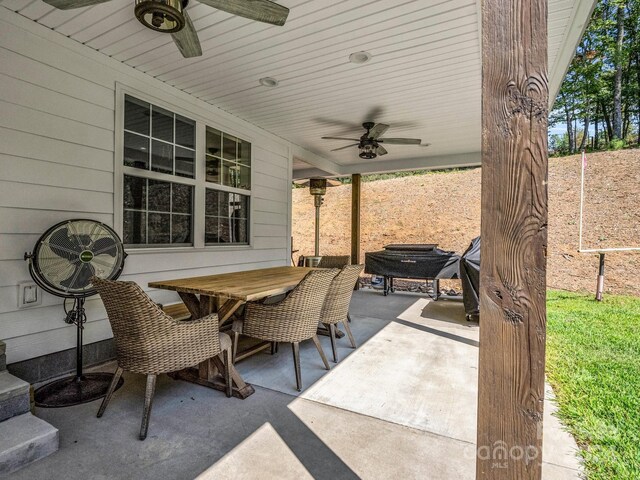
[205,126,251,190]
[123,96,195,178]
[124,174,193,247]
[205,188,249,245]
[124,96,252,248]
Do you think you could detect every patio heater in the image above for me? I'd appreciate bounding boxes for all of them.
[306,178,327,266]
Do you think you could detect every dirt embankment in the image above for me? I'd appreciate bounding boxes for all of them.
[292,149,640,296]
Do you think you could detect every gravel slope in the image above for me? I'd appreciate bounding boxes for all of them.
[292,149,640,296]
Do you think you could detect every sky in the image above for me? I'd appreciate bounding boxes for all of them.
[549,123,596,137]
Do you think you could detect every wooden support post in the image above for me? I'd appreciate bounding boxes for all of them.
[351,173,362,289]
[477,0,548,478]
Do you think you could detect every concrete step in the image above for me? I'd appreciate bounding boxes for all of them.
[0,413,58,476]
[0,372,30,423]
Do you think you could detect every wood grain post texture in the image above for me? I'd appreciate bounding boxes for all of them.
[477,0,548,479]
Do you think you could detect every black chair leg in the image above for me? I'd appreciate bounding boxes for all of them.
[311,335,331,370]
[97,366,123,418]
[328,324,338,362]
[292,342,302,392]
[140,374,157,440]
[347,312,352,323]
[342,320,357,349]
[271,341,279,355]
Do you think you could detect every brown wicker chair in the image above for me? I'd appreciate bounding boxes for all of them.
[320,264,364,362]
[317,255,351,269]
[233,269,338,391]
[91,277,232,440]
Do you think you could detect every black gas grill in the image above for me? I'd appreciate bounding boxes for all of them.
[365,244,461,297]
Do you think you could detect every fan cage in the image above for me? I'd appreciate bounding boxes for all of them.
[28,219,126,299]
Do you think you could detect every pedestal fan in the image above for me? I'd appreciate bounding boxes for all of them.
[24,219,127,407]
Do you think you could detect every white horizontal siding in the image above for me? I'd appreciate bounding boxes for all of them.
[0,155,114,193]
[0,128,115,172]
[5,319,115,367]
[0,11,293,364]
[0,208,114,234]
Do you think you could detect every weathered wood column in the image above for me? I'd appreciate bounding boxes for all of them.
[476,0,548,478]
[351,173,361,266]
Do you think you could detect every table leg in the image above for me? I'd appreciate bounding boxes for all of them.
[177,293,241,323]
[217,298,244,327]
[200,295,216,316]
[178,292,201,319]
[198,357,217,381]
[169,295,254,398]
[211,355,255,398]
[169,353,255,399]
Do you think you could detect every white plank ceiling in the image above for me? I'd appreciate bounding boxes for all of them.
[2,0,586,173]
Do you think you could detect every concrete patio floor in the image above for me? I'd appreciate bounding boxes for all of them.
[8,290,582,479]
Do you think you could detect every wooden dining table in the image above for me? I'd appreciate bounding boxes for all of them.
[149,266,316,399]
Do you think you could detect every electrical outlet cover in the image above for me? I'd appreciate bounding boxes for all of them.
[18,281,42,308]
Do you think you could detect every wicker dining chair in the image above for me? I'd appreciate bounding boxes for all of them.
[317,255,351,269]
[320,264,364,362]
[233,269,338,391]
[91,277,233,440]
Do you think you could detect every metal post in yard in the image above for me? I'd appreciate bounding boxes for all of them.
[596,253,606,301]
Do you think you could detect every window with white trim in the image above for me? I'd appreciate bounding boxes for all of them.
[204,127,250,244]
[122,94,251,248]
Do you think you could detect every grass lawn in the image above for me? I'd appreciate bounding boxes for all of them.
[546,290,640,479]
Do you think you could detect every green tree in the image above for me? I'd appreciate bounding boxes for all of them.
[550,0,640,153]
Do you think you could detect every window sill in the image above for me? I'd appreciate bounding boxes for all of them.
[125,245,253,255]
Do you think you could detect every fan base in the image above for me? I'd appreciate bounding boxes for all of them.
[34,373,124,408]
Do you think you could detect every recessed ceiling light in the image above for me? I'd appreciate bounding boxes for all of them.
[259,77,279,87]
[349,51,372,64]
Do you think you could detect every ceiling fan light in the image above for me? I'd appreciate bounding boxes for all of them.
[359,143,377,159]
[135,0,185,33]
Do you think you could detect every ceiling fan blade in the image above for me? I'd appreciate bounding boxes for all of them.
[378,138,422,145]
[42,0,111,9]
[321,136,360,141]
[368,123,390,139]
[171,11,202,58]
[198,0,289,26]
[331,143,359,152]
[363,106,384,123]
[314,118,362,130]
[376,146,388,156]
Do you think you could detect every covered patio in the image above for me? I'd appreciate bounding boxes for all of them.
[0,0,596,478]
[8,291,581,479]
